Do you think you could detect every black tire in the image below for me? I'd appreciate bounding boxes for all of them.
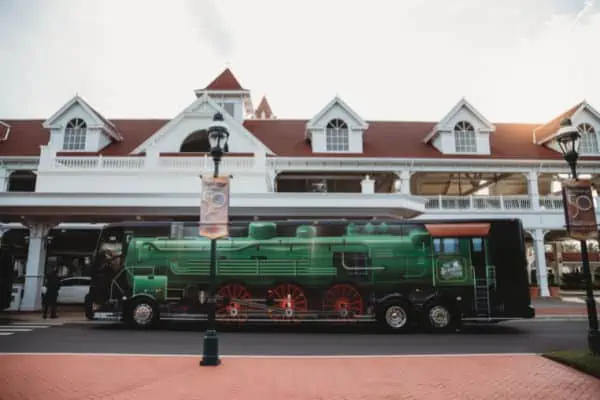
[376,300,412,332]
[84,293,94,320]
[420,299,460,333]
[126,297,159,330]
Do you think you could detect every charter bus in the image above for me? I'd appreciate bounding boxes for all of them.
[86,218,535,332]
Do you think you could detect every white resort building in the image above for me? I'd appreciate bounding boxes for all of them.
[0,68,599,311]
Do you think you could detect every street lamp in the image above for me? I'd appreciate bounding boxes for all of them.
[200,112,229,366]
[555,117,600,355]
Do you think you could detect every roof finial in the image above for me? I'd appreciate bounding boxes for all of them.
[225,60,231,68]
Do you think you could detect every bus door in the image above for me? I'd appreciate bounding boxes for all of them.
[469,237,487,280]
[0,247,14,310]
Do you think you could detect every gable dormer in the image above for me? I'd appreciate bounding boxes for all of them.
[423,98,495,155]
[254,96,276,120]
[305,96,369,153]
[535,101,600,157]
[193,68,253,124]
[42,95,122,152]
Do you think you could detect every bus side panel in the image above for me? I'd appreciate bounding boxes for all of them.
[488,219,534,318]
[0,248,14,310]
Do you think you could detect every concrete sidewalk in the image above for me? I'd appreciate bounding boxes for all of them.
[0,353,598,399]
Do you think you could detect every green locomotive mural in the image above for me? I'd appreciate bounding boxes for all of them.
[88,219,535,331]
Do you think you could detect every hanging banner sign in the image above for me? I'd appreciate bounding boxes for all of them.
[561,179,598,241]
[199,176,230,239]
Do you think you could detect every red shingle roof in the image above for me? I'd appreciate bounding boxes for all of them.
[0,119,168,156]
[243,119,575,160]
[1,117,599,160]
[202,68,246,91]
[2,103,599,161]
[533,102,583,144]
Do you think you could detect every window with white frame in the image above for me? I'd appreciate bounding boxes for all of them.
[326,119,349,151]
[454,121,477,153]
[577,123,599,154]
[63,118,87,150]
[218,102,235,117]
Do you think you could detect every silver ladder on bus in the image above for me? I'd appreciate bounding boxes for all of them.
[472,265,496,317]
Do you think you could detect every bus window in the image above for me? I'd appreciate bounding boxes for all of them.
[471,238,483,252]
[433,238,442,253]
[432,238,460,255]
[442,238,459,254]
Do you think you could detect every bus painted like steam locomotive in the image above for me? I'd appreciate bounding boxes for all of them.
[87,218,534,332]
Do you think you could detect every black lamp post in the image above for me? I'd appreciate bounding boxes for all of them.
[555,117,600,356]
[200,112,229,366]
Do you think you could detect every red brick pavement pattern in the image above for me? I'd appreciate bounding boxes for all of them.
[1,354,599,400]
[536,307,588,315]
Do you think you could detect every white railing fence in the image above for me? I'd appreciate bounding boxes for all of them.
[48,154,259,172]
[424,195,599,211]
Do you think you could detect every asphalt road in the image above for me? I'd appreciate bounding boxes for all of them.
[0,319,591,356]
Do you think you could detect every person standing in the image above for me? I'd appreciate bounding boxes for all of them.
[43,266,61,319]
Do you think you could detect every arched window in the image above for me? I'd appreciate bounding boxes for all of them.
[326,119,349,152]
[179,130,229,153]
[454,121,477,153]
[7,170,36,192]
[63,118,87,150]
[577,123,599,154]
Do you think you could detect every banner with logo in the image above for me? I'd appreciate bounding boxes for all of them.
[561,179,598,241]
[199,176,230,239]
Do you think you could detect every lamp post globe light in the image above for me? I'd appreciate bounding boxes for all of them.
[555,117,600,356]
[200,112,230,367]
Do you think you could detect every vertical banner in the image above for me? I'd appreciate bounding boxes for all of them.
[199,176,230,239]
[561,179,598,241]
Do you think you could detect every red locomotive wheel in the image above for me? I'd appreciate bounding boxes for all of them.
[216,283,252,322]
[268,283,308,319]
[322,284,364,317]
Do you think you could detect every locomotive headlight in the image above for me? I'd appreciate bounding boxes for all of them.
[456,296,462,301]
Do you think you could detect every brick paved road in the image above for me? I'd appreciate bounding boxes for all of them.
[0,354,598,399]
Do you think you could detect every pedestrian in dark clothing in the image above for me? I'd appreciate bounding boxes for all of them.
[43,266,61,319]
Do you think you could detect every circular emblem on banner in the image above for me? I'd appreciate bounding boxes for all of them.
[574,194,593,211]
[211,192,227,207]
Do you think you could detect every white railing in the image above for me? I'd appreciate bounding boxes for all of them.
[48,154,259,172]
[424,195,600,212]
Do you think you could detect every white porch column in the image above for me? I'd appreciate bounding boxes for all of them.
[0,168,8,192]
[531,229,550,297]
[144,150,159,169]
[361,175,375,194]
[20,223,54,311]
[395,170,412,194]
[554,242,563,283]
[527,171,540,210]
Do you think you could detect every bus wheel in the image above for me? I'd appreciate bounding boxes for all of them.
[322,284,364,318]
[421,300,459,333]
[84,294,94,320]
[268,283,308,320]
[377,300,411,332]
[127,297,158,329]
[217,282,252,323]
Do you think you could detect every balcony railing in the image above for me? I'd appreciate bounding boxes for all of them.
[46,153,260,172]
[423,195,600,212]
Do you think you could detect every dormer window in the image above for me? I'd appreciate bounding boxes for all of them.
[326,119,349,152]
[217,102,235,117]
[577,123,599,154]
[63,118,87,150]
[454,121,477,153]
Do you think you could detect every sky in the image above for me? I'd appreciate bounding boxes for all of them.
[0,0,599,123]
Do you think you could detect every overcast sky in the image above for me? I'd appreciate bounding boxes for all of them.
[0,0,598,123]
